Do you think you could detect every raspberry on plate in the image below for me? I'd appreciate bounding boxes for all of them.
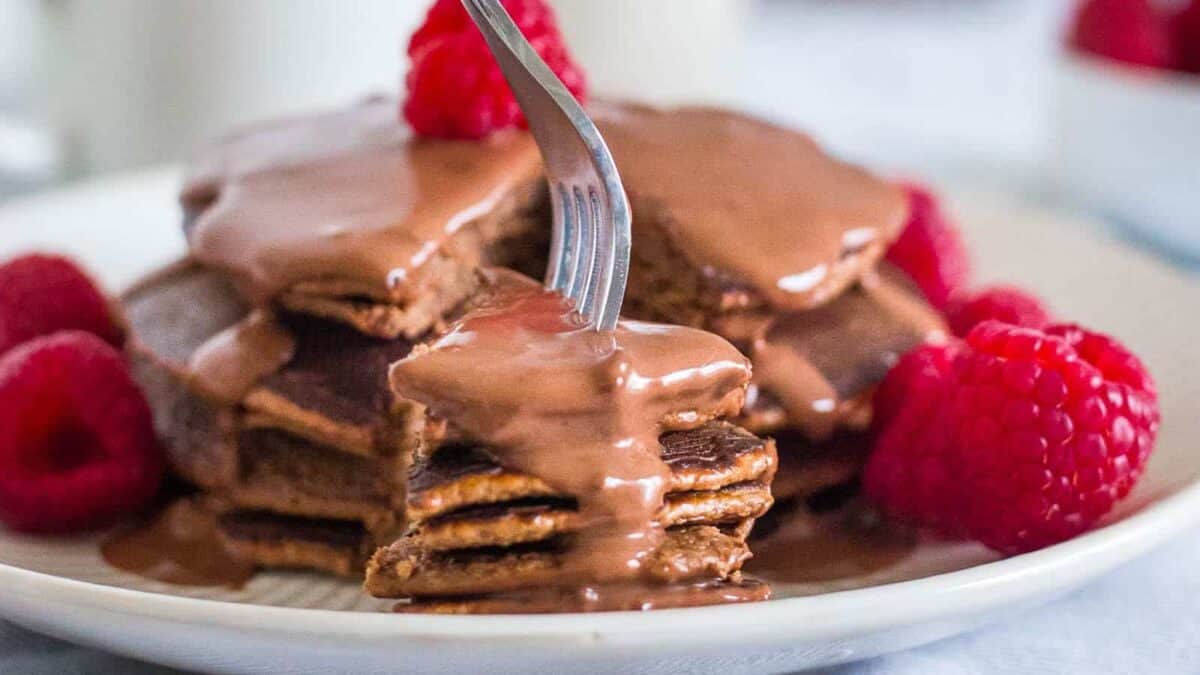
[0,253,123,357]
[947,285,1052,337]
[403,0,587,139]
[865,321,1159,554]
[884,183,971,311]
[0,331,163,533]
[1173,0,1200,73]
[1069,0,1175,70]
[864,342,963,535]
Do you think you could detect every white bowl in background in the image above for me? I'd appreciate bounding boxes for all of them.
[1053,52,1200,259]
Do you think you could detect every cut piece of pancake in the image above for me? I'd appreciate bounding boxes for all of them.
[368,421,778,601]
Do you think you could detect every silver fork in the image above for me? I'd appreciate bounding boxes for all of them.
[462,0,631,332]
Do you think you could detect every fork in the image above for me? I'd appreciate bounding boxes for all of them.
[461,0,632,332]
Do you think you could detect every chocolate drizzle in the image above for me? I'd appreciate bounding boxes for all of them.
[188,310,296,405]
[183,97,541,305]
[102,500,256,588]
[389,271,751,587]
[744,270,946,438]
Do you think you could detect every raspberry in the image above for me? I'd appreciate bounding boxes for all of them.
[1172,0,1200,73]
[946,285,1052,337]
[1069,0,1175,70]
[864,343,963,534]
[403,0,587,139]
[866,320,1159,554]
[884,183,971,311]
[0,331,163,533]
[0,254,123,357]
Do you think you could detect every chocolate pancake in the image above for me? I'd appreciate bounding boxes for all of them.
[124,261,246,487]
[595,102,907,315]
[124,260,425,464]
[770,431,870,503]
[365,525,752,598]
[631,266,945,439]
[396,578,771,614]
[409,422,776,520]
[226,429,401,537]
[242,316,423,458]
[216,510,373,578]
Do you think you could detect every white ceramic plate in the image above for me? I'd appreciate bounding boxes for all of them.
[0,169,1196,675]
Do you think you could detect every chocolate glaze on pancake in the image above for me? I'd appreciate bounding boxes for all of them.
[595,102,908,310]
[388,270,751,587]
[749,269,946,439]
[183,97,541,307]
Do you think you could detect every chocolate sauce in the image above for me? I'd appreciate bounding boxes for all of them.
[746,501,916,583]
[389,271,751,587]
[594,102,908,310]
[102,500,256,588]
[188,310,296,405]
[183,97,541,304]
[748,270,946,439]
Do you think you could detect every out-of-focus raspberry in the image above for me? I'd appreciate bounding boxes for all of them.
[0,332,162,533]
[1069,0,1175,69]
[0,253,122,357]
[403,0,587,139]
[884,183,971,311]
[947,285,1052,337]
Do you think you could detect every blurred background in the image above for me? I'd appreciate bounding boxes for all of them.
[0,0,1196,265]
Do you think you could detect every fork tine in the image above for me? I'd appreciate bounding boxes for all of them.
[580,187,611,322]
[567,186,596,307]
[546,183,574,293]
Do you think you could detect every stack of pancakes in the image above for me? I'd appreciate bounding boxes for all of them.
[124,96,939,606]
[363,272,777,611]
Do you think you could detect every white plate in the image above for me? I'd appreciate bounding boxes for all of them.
[0,169,1196,674]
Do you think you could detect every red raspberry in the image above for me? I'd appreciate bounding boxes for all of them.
[884,183,971,311]
[1172,0,1200,73]
[403,0,587,139]
[864,342,963,534]
[867,321,1159,554]
[947,285,1052,337]
[0,253,123,357]
[0,331,163,533]
[1069,0,1175,70]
